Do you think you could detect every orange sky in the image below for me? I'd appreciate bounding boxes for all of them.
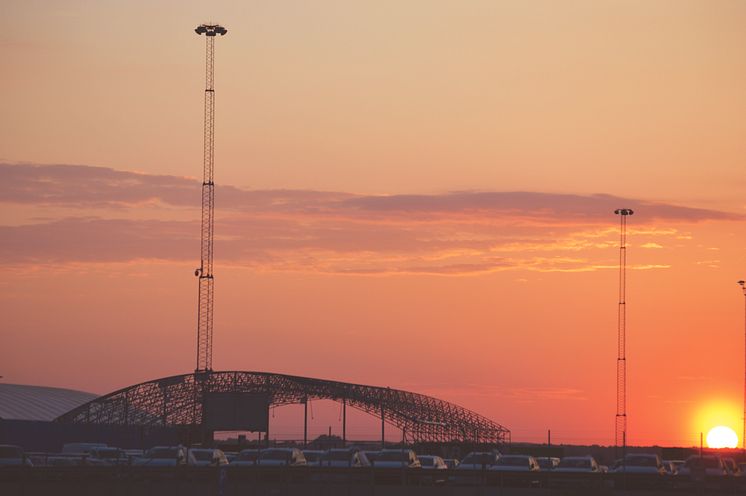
[1,0,746,446]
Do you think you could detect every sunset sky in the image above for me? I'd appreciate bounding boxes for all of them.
[1,0,745,446]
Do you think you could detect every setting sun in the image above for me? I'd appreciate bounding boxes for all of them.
[706,426,739,449]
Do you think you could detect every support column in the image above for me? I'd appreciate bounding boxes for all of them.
[381,403,385,449]
[303,397,308,448]
[342,398,347,446]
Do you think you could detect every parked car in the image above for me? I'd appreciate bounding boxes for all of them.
[613,454,665,475]
[190,448,229,466]
[123,449,144,460]
[361,451,380,464]
[676,455,730,490]
[321,448,370,468]
[46,456,85,466]
[722,457,742,477]
[677,455,728,480]
[443,458,460,469]
[419,455,447,470]
[0,445,32,467]
[256,448,306,467]
[536,457,560,471]
[132,446,196,466]
[302,450,325,467]
[372,449,421,469]
[490,455,540,472]
[555,456,601,473]
[662,460,680,475]
[61,442,107,455]
[456,451,500,470]
[230,449,261,467]
[452,452,500,485]
[419,455,448,484]
[88,447,129,466]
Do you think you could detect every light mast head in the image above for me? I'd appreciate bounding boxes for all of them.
[195,24,227,37]
[614,208,634,216]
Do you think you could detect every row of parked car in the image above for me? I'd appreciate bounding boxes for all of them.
[3,442,745,481]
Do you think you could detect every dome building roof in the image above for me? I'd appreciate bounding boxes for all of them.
[0,383,97,421]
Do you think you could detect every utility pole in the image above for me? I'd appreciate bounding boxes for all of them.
[738,281,746,451]
[614,208,633,452]
[194,24,227,373]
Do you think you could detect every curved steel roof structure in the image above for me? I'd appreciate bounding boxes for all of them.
[55,371,510,444]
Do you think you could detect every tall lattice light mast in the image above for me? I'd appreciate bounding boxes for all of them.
[614,208,633,450]
[194,24,227,373]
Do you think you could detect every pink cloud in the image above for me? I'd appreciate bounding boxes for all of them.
[0,163,741,274]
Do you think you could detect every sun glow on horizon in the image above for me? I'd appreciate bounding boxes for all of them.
[692,400,741,448]
[706,426,739,449]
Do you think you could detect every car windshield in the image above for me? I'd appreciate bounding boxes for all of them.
[498,457,528,466]
[0,446,22,458]
[238,451,258,461]
[377,451,409,462]
[559,458,590,469]
[147,448,180,459]
[419,457,435,467]
[537,459,554,468]
[625,456,656,467]
[260,450,291,461]
[192,451,214,461]
[462,453,494,465]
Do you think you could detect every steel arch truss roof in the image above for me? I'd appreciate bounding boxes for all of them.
[56,371,510,444]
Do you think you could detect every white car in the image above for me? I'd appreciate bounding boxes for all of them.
[613,453,665,475]
[372,449,421,469]
[132,446,196,466]
[555,456,601,473]
[490,455,540,472]
[0,445,32,467]
[256,448,306,467]
[190,448,229,466]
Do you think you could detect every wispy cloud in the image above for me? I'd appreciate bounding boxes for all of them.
[0,163,741,274]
